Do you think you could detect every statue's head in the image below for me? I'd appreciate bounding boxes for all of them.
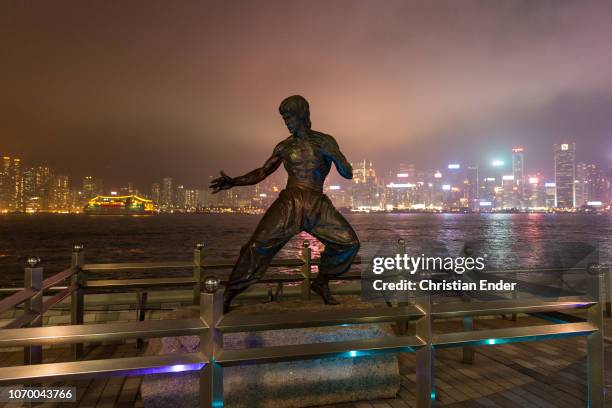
[279,95,311,134]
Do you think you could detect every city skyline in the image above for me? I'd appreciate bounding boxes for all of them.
[2,140,610,213]
[2,2,612,188]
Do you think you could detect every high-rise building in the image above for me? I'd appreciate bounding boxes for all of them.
[525,175,545,208]
[151,182,161,204]
[50,175,70,211]
[501,175,517,209]
[21,167,37,211]
[351,160,376,184]
[554,142,575,208]
[82,176,102,200]
[576,162,608,207]
[0,157,12,211]
[466,165,479,209]
[512,147,525,205]
[161,177,174,210]
[544,182,556,208]
[0,157,23,211]
[350,161,380,210]
[397,163,416,182]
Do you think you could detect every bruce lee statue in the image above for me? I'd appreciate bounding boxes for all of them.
[210,95,360,313]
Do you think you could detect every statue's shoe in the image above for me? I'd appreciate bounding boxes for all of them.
[223,288,245,314]
[310,280,341,305]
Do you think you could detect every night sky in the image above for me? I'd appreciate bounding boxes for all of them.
[2,1,612,188]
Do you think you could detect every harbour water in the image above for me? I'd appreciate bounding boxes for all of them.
[1,213,611,287]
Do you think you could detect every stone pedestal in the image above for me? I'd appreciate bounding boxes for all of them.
[141,297,400,408]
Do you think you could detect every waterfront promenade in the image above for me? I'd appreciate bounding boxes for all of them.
[0,291,609,408]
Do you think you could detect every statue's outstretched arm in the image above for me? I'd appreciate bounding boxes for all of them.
[210,146,282,193]
[232,152,282,186]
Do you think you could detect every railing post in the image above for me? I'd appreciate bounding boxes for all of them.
[23,256,43,365]
[200,276,224,408]
[586,264,604,407]
[415,292,435,407]
[604,265,611,317]
[511,289,518,322]
[71,244,85,360]
[194,243,203,305]
[461,315,475,364]
[300,241,311,300]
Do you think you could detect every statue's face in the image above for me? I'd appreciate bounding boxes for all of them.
[281,111,301,134]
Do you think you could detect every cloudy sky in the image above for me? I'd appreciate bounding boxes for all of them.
[2,0,612,188]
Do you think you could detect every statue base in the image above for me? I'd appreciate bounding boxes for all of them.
[141,297,400,408]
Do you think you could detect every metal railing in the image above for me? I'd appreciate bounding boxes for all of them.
[0,242,608,407]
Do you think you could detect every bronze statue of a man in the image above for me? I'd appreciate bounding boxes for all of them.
[210,95,360,313]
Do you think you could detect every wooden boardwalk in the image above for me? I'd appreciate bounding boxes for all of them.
[1,307,610,407]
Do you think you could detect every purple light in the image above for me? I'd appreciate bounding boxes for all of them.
[130,362,206,376]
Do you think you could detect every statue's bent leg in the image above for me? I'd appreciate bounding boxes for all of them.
[308,195,360,277]
[307,195,360,304]
[223,191,299,311]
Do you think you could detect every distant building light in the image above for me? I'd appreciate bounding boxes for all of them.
[561,143,569,151]
[434,171,442,179]
[411,203,426,210]
[329,185,341,190]
[428,183,433,187]
[587,201,603,206]
[396,173,409,178]
[259,193,267,197]
[502,175,514,181]
[485,177,496,182]
[110,191,118,195]
[479,201,492,206]
[512,147,524,153]
[448,164,460,170]
[545,182,556,187]
[528,177,539,184]
[442,184,451,191]
[492,160,504,167]
[387,183,415,188]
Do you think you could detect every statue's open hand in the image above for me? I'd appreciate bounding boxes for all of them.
[210,171,234,193]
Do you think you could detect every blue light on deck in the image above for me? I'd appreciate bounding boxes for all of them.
[487,338,497,345]
[349,350,358,357]
[212,401,224,407]
[431,391,436,400]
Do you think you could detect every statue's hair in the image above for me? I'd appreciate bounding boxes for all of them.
[279,95,311,129]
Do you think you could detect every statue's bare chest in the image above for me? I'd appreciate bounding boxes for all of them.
[282,139,326,171]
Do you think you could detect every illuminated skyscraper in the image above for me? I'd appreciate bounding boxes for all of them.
[151,182,161,204]
[576,162,607,207]
[50,175,70,211]
[161,177,174,210]
[351,160,376,184]
[512,147,525,205]
[554,143,575,208]
[501,175,517,209]
[466,165,479,209]
[0,157,11,210]
[350,161,380,210]
[82,176,102,200]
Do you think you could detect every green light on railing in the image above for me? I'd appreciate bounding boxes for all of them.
[431,391,436,400]
[487,339,497,345]
[349,350,358,357]
[212,401,224,407]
